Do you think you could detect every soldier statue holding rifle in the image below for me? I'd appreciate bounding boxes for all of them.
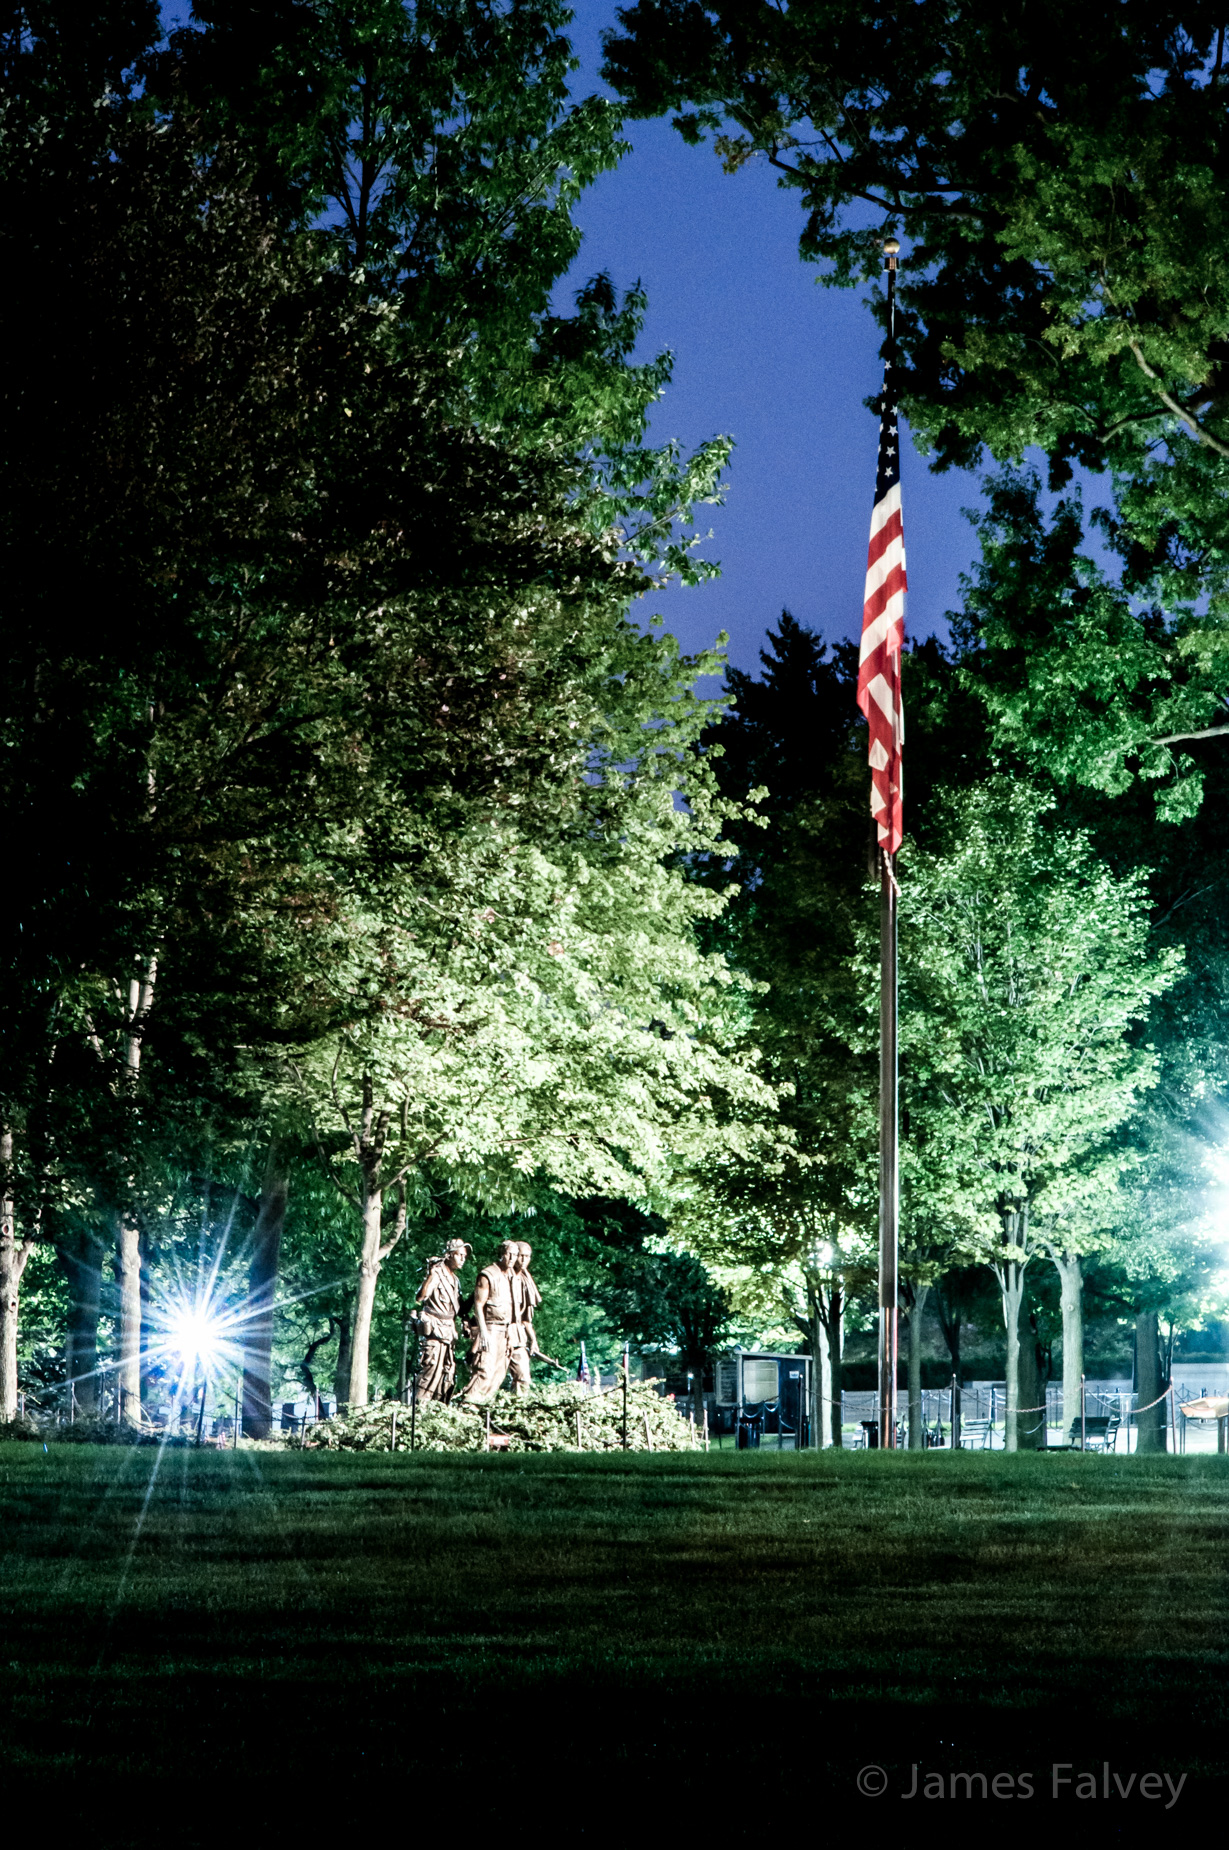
[412,1238,470,1404]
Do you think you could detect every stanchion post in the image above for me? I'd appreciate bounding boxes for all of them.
[233,1378,240,1450]
[951,1373,959,1450]
[622,1341,629,1451]
[1080,1374,1086,1452]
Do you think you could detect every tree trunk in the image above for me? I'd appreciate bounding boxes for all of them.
[1135,1307,1167,1452]
[241,1137,290,1439]
[60,1235,103,1415]
[114,956,155,1429]
[1017,1296,1043,1451]
[344,1184,384,1411]
[0,1241,21,1422]
[0,1129,34,1423]
[812,1305,829,1449]
[139,1230,153,1417]
[907,1282,930,1450]
[997,1260,1027,1453]
[827,1287,844,1447]
[934,1274,963,1381]
[1052,1249,1084,1436]
[116,1215,142,1426]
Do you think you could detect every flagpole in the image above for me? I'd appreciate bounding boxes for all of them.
[877,845,898,1448]
[877,238,901,1452]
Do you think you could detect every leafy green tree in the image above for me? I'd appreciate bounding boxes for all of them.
[0,1,732,1417]
[2,107,635,1406]
[164,0,733,578]
[580,1203,731,1417]
[603,1,1229,616]
[898,778,1182,1447]
[950,469,1229,825]
[289,639,780,1405]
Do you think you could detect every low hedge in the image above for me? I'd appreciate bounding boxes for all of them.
[306,1379,702,1454]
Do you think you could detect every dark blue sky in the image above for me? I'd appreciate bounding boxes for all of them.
[556,0,985,677]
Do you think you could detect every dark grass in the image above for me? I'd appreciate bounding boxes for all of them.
[2,1444,1226,1838]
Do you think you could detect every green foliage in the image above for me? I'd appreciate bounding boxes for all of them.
[160,0,731,580]
[603,1,1229,615]
[584,1242,731,1370]
[951,469,1229,817]
[44,1419,196,1447]
[898,778,1182,1255]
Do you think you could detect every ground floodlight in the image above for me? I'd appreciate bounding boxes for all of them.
[166,1304,226,1369]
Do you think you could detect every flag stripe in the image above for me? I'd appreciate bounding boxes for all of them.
[856,353,906,856]
[861,566,907,628]
[866,507,903,569]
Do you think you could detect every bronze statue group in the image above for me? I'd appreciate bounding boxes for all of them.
[412,1238,544,1406]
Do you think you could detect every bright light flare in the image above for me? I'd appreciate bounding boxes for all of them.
[165,1305,226,1368]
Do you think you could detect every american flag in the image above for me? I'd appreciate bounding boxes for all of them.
[857,350,906,856]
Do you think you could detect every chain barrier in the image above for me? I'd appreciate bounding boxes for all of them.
[780,1382,1185,1448]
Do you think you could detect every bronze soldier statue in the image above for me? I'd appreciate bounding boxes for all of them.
[460,1239,520,1404]
[507,1240,543,1395]
[413,1238,470,1403]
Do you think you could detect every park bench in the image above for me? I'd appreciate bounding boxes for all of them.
[1067,1412,1120,1452]
[957,1418,993,1450]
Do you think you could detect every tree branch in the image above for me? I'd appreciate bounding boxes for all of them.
[1153,723,1229,745]
[1128,342,1229,457]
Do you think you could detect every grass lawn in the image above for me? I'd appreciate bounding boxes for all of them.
[2,1444,1225,1836]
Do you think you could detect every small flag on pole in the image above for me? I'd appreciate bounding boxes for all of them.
[857,326,906,856]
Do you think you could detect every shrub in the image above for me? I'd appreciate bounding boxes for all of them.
[307,1381,701,1454]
